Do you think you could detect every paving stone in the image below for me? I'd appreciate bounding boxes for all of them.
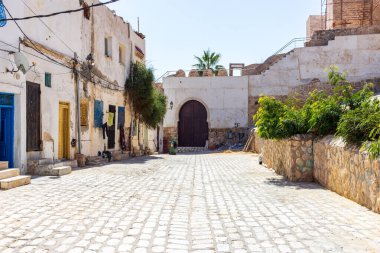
[0,154,379,252]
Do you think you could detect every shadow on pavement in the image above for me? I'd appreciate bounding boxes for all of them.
[73,155,165,171]
[264,177,323,190]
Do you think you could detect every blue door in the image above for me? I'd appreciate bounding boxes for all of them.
[0,93,14,168]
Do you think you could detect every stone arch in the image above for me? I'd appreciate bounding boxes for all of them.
[175,97,210,124]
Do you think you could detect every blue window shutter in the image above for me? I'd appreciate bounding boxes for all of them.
[118,106,125,127]
[45,72,52,87]
[94,100,103,128]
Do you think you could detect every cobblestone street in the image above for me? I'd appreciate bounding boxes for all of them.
[0,153,379,253]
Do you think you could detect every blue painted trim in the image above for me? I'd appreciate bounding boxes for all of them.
[0,92,14,168]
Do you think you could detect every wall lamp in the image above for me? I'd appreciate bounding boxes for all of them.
[170,101,174,110]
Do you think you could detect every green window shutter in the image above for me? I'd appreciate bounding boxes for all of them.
[45,72,52,87]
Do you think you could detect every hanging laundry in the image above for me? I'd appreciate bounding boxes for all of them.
[102,123,108,139]
[108,112,114,127]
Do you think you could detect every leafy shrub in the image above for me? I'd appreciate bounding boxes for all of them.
[254,96,286,139]
[336,99,380,144]
[307,93,343,136]
[278,105,309,137]
[254,66,379,159]
[364,129,380,160]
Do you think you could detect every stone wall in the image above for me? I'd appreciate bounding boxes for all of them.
[208,128,248,147]
[314,136,380,213]
[253,132,314,182]
[305,25,380,47]
[253,132,380,213]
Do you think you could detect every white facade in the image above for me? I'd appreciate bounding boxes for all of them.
[248,34,380,97]
[163,33,380,148]
[0,0,158,173]
[164,76,249,129]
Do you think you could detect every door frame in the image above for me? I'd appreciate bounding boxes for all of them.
[0,93,14,168]
[58,102,70,160]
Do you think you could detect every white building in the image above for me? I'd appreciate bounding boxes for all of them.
[163,32,380,151]
[0,0,159,174]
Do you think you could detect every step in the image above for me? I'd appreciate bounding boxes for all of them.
[0,175,31,190]
[0,162,8,170]
[53,160,78,169]
[35,165,72,176]
[0,169,20,180]
[177,147,209,153]
[50,166,72,177]
[38,158,54,165]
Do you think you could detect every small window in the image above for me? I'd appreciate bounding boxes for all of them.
[119,44,126,65]
[80,99,89,127]
[105,37,112,57]
[45,72,52,87]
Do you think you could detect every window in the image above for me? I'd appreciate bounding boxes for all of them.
[80,99,89,127]
[94,100,103,128]
[105,37,112,57]
[118,106,125,128]
[45,72,52,87]
[119,44,126,65]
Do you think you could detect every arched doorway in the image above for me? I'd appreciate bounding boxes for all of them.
[178,100,208,147]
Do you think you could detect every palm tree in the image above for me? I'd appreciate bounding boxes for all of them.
[193,49,224,75]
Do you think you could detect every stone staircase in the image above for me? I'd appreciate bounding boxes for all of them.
[27,159,75,176]
[0,161,31,190]
[177,147,209,153]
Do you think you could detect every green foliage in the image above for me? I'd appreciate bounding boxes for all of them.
[306,92,343,136]
[336,99,380,144]
[193,49,224,75]
[125,62,167,128]
[278,107,309,138]
[364,125,380,159]
[254,66,380,160]
[253,97,286,139]
[143,89,167,129]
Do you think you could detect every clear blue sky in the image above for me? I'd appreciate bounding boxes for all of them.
[106,0,321,78]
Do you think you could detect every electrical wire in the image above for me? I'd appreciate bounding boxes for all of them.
[20,0,78,58]
[0,0,119,22]
[2,6,124,91]
[0,41,124,91]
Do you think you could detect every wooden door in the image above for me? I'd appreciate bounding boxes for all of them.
[178,100,208,147]
[58,102,70,159]
[108,105,116,149]
[26,82,41,151]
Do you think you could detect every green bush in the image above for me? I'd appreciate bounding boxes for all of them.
[307,93,343,136]
[278,105,309,137]
[254,66,380,159]
[254,96,286,139]
[336,99,380,144]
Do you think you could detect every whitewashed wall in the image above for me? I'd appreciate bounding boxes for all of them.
[163,76,249,129]
[0,0,150,170]
[0,0,27,172]
[248,34,380,97]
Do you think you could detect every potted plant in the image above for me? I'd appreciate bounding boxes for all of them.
[169,139,178,155]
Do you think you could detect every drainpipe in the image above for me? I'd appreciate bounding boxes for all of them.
[74,52,82,154]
